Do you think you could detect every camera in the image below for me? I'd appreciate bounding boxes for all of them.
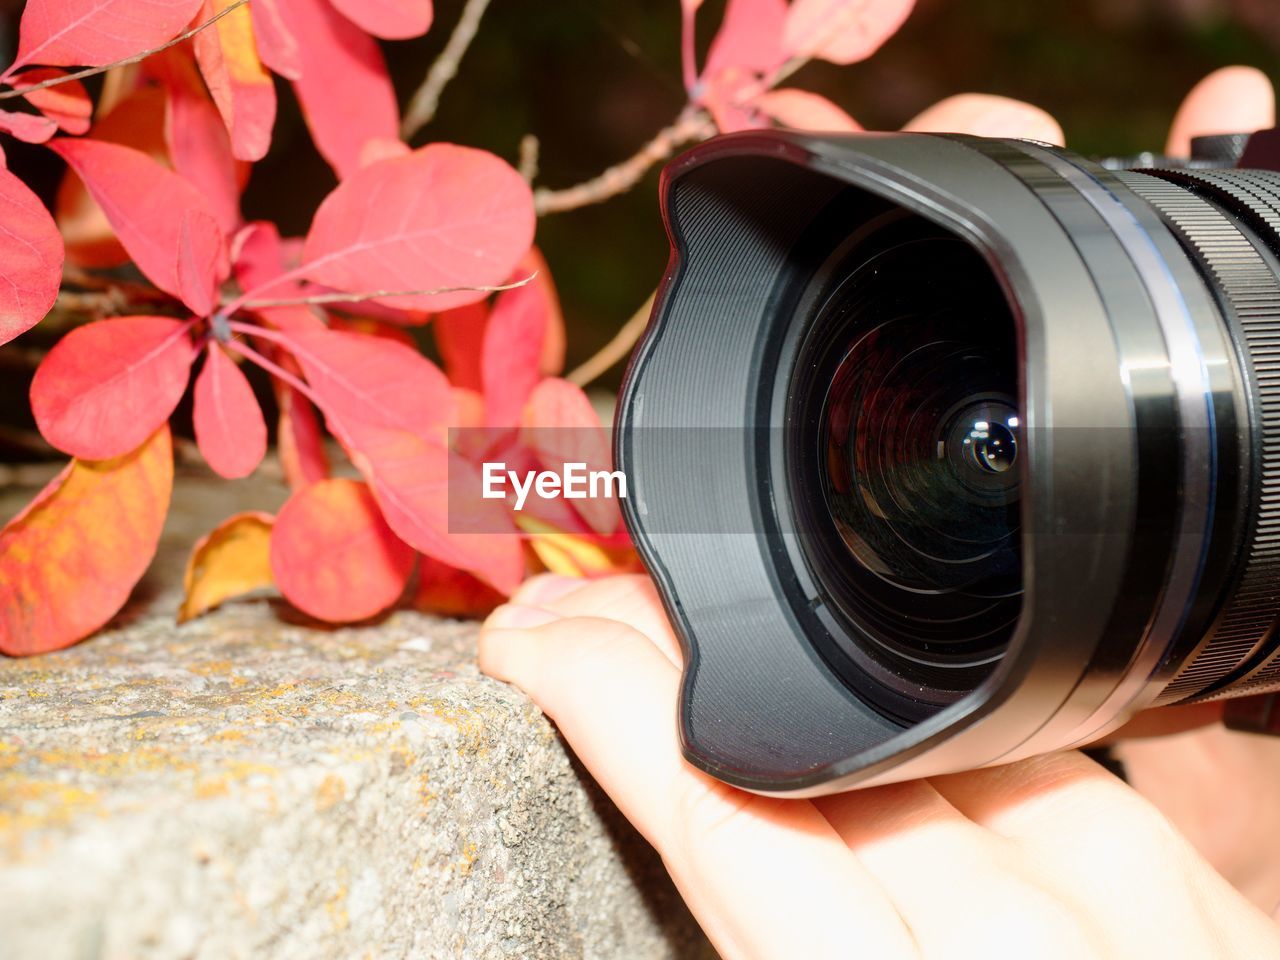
[615,127,1280,796]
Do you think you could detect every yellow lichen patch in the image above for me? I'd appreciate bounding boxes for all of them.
[315,773,346,812]
[192,760,279,800]
[325,868,350,932]
[0,779,103,857]
[457,841,479,876]
[31,745,194,778]
[417,773,437,810]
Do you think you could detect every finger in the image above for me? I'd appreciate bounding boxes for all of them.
[1099,700,1224,743]
[513,574,684,666]
[478,612,918,960]
[931,751,1278,958]
[904,93,1064,145]
[813,782,1101,958]
[1166,65,1275,155]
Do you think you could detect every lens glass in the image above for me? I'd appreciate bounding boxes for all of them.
[788,225,1022,706]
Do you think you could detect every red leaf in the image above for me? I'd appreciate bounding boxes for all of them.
[193,343,267,478]
[783,0,914,65]
[30,316,196,459]
[482,282,546,428]
[358,136,411,168]
[328,0,432,40]
[521,247,566,377]
[0,109,57,143]
[283,327,453,440]
[230,221,323,332]
[433,250,561,392]
[270,477,415,622]
[343,421,524,594]
[412,554,503,619]
[16,68,92,134]
[301,144,535,311]
[704,0,787,79]
[434,300,487,392]
[755,89,861,132]
[50,138,229,312]
[249,0,302,80]
[13,0,203,69]
[176,209,226,317]
[192,0,276,161]
[0,426,172,656]
[276,381,329,489]
[53,87,166,271]
[272,0,399,178]
[520,378,619,535]
[0,167,63,347]
[154,48,242,234]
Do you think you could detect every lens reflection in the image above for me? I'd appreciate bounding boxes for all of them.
[789,228,1023,705]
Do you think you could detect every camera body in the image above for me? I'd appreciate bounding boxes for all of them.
[616,128,1280,796]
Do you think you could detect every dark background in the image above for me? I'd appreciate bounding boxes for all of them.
[0,0,1277,456]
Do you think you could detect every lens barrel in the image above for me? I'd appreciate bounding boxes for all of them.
[617,130,1280,794]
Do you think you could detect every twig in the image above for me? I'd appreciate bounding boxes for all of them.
[0,0,250,96]
[566,291,656,388]
[401,0,492,139]
[55,288,132,316]
[534,108,716,216]
[238,275,534,309]
[0,342,46,370]
[0,425,55,458]
[0,462,62,488]
[518,134,540,184]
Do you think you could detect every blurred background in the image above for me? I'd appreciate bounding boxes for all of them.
[0,0,1276,461]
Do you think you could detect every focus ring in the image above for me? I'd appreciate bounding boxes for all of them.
[1142,169,1280,699]
[1117,171,1280,703]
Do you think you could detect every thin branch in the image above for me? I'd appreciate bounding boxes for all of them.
[401,0,493,139]
[567,291,656,388]
[0,0,250,98]
[534,108,716,216]
[238,274,535,309]
[518,134,540,184]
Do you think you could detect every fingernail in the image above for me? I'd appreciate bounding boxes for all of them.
[513,574,583,606]
[484,603,561,630]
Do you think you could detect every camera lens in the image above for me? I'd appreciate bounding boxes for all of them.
[617,131,1280,793]
[787,227,1021,709]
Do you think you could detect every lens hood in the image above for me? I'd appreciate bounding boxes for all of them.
[616,130,1260,795]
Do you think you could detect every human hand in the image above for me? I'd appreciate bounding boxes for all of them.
[480,573,1280,959]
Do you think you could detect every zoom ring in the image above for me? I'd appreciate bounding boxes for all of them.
[1117,171,1280,703]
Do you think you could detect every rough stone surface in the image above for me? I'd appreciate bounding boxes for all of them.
[0,472,714,959]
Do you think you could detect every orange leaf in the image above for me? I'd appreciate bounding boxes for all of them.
[0,426,173,656]
[270,478,415,623]
[755,88,861,132]
[411,554,504,619]
[193,0,276,162]
[516,515,640,579]
[275,380,329,490]
[783,0,914,65]
[179,511,275,622]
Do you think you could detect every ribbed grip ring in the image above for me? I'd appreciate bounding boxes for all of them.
[1117,171,1280,702]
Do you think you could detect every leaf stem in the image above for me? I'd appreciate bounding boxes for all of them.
[224,334,322,408]
[401,0,492,140]
[0,0,250,98]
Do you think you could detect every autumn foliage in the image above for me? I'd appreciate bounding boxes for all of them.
[0,0,1049,656]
